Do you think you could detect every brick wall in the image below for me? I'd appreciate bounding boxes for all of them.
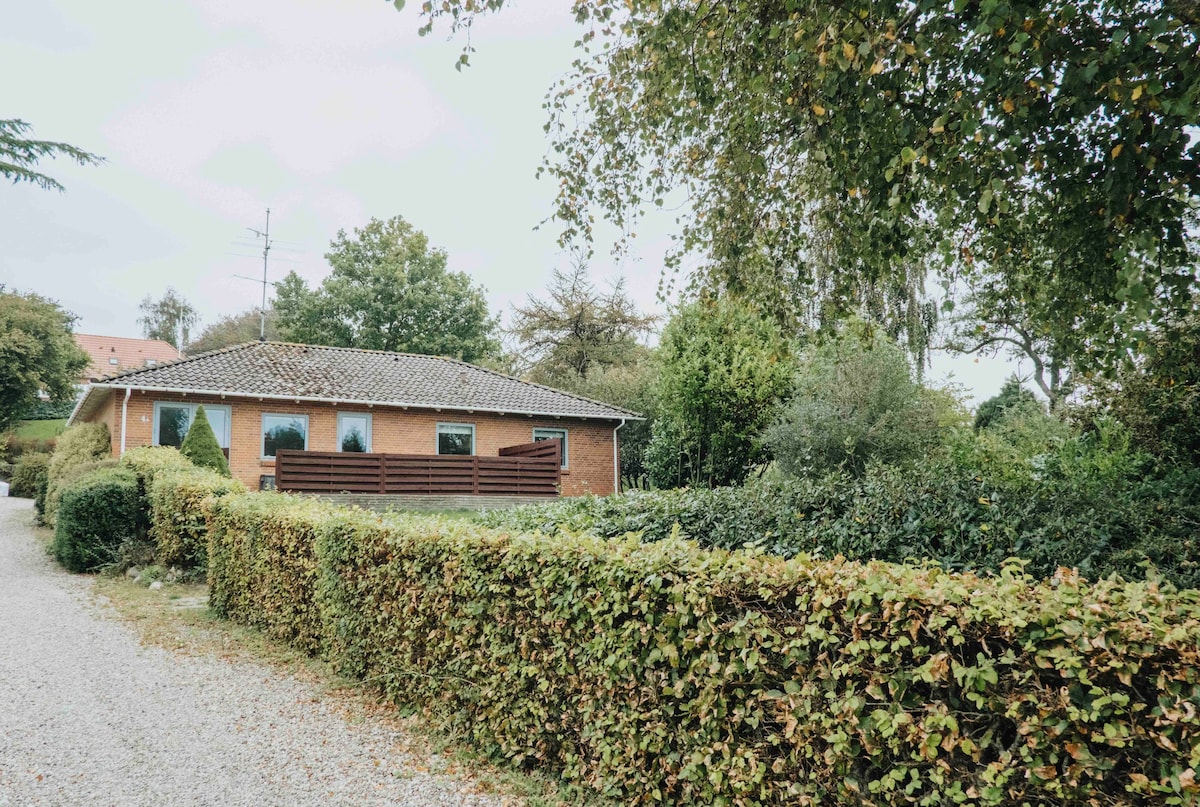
[90,389,621,497]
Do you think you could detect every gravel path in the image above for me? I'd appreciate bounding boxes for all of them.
[0,497,510,807]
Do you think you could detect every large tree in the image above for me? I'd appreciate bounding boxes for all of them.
[510,263,657,384]
[417,1,1200,373]
[186,307,280,355]
[0,288,89,432]
[138,288,199,350]
[275,215,499,362]
[1,119,102,192]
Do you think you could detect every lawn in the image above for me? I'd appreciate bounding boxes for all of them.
[13,419,67,440]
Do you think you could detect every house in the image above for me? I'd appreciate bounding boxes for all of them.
[67,341,639,496]
[74,334,182,385]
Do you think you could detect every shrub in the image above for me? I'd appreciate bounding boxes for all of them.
[52,467,140,573]
[973,375,1042,431]
[206,493,327,653]
[44,422,111,527]
[202,495,1200,805]
[148,468,243,568]
[179,405,230,477]
[1,432,56,463]
[9,452,50,499]
[764,320,943,476]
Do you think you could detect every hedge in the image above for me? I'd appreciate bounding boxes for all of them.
[52,467,140,573]
[203,492,1200,805]
[148,468,243,568]
[44,423,111,528]
[9,452,50,499]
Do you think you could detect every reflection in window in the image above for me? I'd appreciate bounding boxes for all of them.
[262,414,308,458]
[533,428,568,468]
[338,413,371,453]
[157,405,191,448]
[437,423,474,456]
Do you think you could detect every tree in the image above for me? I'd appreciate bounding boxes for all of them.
[138,288,199,350]
[1,119,102,192]
[187,307,280,355]
[0,287,89,432]
[419,1,1200,373]
[974,376,1042,432]
[764,320,942,477]
[179,405,231,477]
[646,295,795,488]
[510,263,657,384]
[275,215,499,362]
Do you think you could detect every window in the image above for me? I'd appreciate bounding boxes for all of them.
[437,423,474,456]
[153,402,231,453]
[337,412,371,453]
[108,357,119,366]
[262,414,308,458]
[533,428,568,468]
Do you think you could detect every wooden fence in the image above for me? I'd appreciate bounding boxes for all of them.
[274,439,562,497]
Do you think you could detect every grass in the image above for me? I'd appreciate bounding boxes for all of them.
[12,419,67,440]
[89,565,598,807]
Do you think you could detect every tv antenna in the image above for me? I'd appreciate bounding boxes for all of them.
[238,208,273,341]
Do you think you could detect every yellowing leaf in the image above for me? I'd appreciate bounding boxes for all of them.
[842,42,856,61]
[812,104,826,117]
[1002,98,1015,114]
[1112,143,1124,158]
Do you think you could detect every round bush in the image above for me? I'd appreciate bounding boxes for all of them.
[52,467,140,573]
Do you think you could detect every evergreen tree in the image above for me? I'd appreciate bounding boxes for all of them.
[179,406,231,477]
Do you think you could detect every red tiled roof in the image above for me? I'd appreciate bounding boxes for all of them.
[75,334,181,382]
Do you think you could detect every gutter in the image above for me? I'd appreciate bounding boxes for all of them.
[120,387,132,455]
[81,382,645,423]
[613,418,627,494]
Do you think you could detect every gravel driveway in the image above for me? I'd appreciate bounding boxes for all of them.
[0,497,509,807]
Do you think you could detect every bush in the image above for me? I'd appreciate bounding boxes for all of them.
[19,399,76,420]
[44,423,110,527]
[179,405,230,477]
[764,320,943,476]
[52,467,140,573]
[9,452,50,499]
[1,432,56,463]
[973,375,1042,431]
[201,494,1200,805]
[148,468,243,568]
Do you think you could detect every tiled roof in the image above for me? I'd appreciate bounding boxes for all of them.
[76,334,181,381]
[82,341,639,421]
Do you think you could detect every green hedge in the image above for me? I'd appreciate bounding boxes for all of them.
[52,468,140,573]
[44,423,111,528]
[9,452,50,499]
[204,493,1200,805]
[148,468,243,568]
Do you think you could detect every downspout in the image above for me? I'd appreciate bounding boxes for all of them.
[612,418,627,494]
[120,387,132,455]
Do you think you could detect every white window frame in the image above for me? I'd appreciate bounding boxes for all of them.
[261,413,309,459]
[436,422,476,456]
[336,412,373,453]
[152,402,232,450]
[532,428,569,469]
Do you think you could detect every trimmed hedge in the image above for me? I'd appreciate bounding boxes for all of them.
[9,452,50,499]
[204,493,1200,805]
[148,468,243,568]
[52,468,140,573]
[44,423,111,528]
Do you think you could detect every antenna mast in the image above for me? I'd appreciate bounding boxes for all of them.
[246,208,273,341]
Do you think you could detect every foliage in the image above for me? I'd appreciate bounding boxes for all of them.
[486,417,1200,590]
[0,118,102,192]
[419,0,1200,374]
[1099,311,1200,466]
[200,492,1200,805]
[118,445,199,532]
[1,431,55,463]
[179,406,230,477]
[148,467,243,568]
[510,263,657,383]
[558,360,659,489]
[19,399,75,420]
[186,307,280,354]
[52,467,140,573]
[765,321,942,476]
[44,423,111,528]
[9,452,50,499]
[0,287,89,432]
[138,287,198,350]
[274,215,499,362]
[647,296,795,488]
[973,376,1043,431]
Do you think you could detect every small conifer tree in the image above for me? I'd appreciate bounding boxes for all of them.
[179,405,231,477]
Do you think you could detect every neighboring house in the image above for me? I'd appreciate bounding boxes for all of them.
[67,341,638,496]
[74,334,182,385]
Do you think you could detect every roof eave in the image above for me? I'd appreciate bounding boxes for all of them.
[83,382,644,422]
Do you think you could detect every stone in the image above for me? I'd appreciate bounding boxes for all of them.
[148,581,164,591]
[126,567,141,580]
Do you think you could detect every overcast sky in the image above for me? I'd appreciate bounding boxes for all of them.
[2,0,1019,405]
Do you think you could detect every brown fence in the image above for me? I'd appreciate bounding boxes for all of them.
[275,439,562,497]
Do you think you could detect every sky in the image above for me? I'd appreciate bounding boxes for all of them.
[2,0,1020,406]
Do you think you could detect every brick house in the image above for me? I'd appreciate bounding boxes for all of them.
[67,342,639,496]
[74,334,182,384]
